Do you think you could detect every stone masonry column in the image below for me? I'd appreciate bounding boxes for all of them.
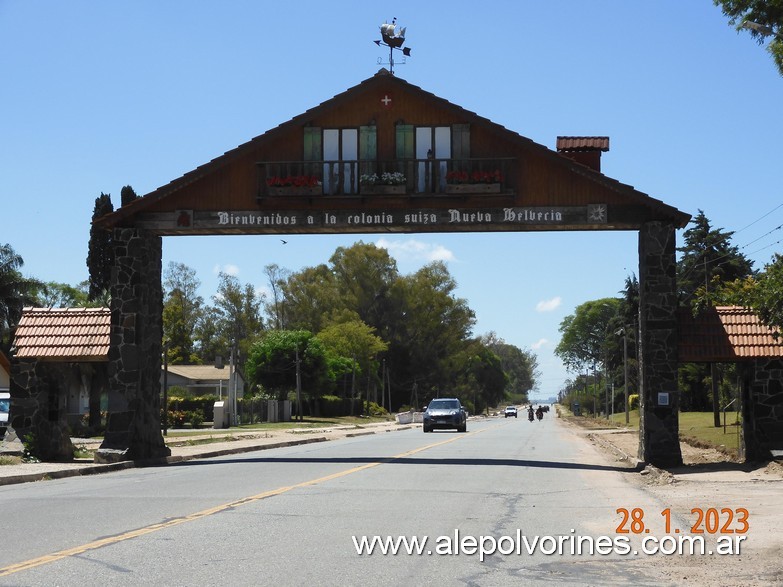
[95,227,170,463]
[638,222,683,467]
[742,358,783,461]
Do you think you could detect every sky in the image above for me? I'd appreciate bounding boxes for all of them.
[2,1,782,402]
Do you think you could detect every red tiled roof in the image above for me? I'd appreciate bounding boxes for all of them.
[13,307,110,362]
[556,136,610,152]
[679,306,783,362]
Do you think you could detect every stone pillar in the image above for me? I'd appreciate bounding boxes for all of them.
[741,358,783,461]
[8,359,74,461]
[96,227,170,463]
[638,222,683,467]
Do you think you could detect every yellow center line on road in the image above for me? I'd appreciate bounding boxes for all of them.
[0,424,496,577]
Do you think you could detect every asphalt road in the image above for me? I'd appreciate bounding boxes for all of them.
[0,416,719,586]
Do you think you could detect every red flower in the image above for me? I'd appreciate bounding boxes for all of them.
[446,169,502,184]
[267,175,320,188]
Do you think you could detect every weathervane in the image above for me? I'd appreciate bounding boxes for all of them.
[374,18,411,75]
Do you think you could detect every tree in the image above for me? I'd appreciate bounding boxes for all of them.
[318,317,389,412]
[480,332,538,402]
[211,272,264,360]
[33,281,89,308]
[193,309,223,364]
[263,263,290,330]
[120,185,139,207]
[245,330,332,401]
[605,276,640,413]
[456,340,508,414]
[267,243,480,411]
[385,261,476,405]
[329,241,399,330]
[677,211,754,419]
[279,264,340,333]
[162,262,204,364]
[677,210,754,308]
[86,193,114,302]
[555,298,620,374]
[750,253,783,336]
[714,0,783,75]
[0,244,40,347]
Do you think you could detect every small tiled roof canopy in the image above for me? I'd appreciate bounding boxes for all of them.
[679,306,783,362]
[556,136,610,152]
[165,365,232,382]
[13,307,110,362]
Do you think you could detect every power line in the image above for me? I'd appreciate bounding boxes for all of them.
[677,215,783,294]
[732,202,783,235]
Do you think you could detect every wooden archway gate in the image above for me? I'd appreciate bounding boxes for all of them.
[90,71,691,467]
[93,215,684,468]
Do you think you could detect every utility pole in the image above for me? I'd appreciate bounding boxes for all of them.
[295,346,302,422]
[381,359,386,412]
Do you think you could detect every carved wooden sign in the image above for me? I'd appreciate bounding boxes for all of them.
[138,205,608,235]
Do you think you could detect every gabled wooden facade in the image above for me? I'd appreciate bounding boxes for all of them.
[97,69,689,236]
[84,69,701,467]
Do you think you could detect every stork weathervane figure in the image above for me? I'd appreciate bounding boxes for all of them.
[374,17,411,74]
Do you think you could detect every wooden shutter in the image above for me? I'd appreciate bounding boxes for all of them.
[396,124,414,159]
[451,124,470,160]
[303,127,321,161]
[359,126,377,160]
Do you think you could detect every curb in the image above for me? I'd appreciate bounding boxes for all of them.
[587,432,645,469]
[0,424,416,487]
[0,436,332,487]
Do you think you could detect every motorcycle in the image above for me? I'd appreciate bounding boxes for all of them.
[527,410,535,422]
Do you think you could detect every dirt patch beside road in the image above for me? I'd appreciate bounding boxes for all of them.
[565,415,783,585]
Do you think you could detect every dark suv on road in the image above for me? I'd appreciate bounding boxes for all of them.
[423,398,467,433]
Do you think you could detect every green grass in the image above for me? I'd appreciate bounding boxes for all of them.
[678,411,742,454]
[163,415,394,438]
[606,409,741,455]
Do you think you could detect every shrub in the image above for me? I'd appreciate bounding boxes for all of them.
[366,402,388,417]
[166,396,217,422]
[187,409,205,429]
[629,394,640,410]
[22,432,40,463]
[168,410,187,428]
[319,395,347,417]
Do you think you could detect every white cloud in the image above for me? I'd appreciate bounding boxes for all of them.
[536,297,561,312]
[213,264,240,276]
[531,338,549,350]
[375,237,456,265]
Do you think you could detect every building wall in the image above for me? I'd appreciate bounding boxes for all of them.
[742,358,783,461]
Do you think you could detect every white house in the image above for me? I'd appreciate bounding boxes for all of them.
[161,364,245,399]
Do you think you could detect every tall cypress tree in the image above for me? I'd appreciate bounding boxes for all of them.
[677,210,754,306]
[120,185,138,207]
[86,193,114,302]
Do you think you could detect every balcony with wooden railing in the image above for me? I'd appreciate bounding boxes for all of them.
[257,158,515,198]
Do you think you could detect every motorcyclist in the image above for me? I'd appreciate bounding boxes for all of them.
[536,405,544,421]
[527,406,535,422]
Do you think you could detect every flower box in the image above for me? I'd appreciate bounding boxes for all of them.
[360,185,406,195]
[267,186,323,196]
[445,183,501,194]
